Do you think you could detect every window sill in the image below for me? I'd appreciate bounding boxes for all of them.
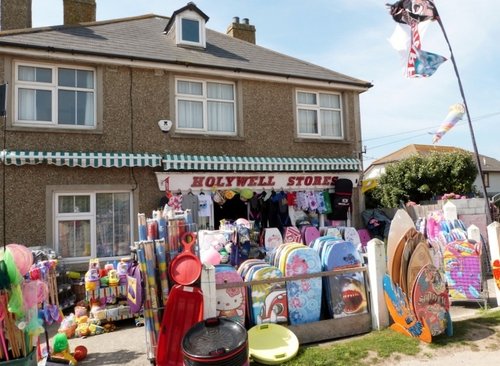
[294,137,350,144]
[171,132,244,141]
[7,125,103,134]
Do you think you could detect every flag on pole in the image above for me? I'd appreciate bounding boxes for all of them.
[432,103,466,144]
[414,49,447,77]
[387,1,446,78]
[388,0,438,24]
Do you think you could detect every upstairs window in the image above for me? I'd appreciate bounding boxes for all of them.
[296,90,343,139]
[176,14,206,48]
[14,61,96,128]
[181,18,200,43]
[175,78,236,135]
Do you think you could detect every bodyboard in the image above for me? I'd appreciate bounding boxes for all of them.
[443,240,482,300]
[325,227,342,239]
[382,274,432,343]
[264,227,283,252]
[323,241,367,318]
[244,262,271,325]
[411,264,450,336]
[343,227,361,249]
[406,240,433,298]
[399,232,422,296]
[283,226,301,244]
[278,243,305,274]
[283,247,322,325]
[303,226,320,247]
[387,209,415,277]
[215,265,246,326]
[250,265,288,325]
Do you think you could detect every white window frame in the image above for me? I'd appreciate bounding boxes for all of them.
[175,77,237,136]
[296,90,344,139]
[53,190,133,263]
[175,12,206,48]
[14,60,96,129]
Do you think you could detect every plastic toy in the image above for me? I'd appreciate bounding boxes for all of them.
[84,258,101,291]
[108,269,119,287]
[73,345,88,361]
[99,275,109,287]
[85,268,100,291]
[117,259,129,285]
[52,333,78,365]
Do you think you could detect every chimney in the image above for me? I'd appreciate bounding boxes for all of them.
[63,0,96,25]
[0,0,32,31]
[226,16,256,44]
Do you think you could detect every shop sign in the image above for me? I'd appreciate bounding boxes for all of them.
[155,172,359,192]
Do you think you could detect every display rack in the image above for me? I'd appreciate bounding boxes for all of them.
[55,262,76,311]
[85,285,135,322]
[210,266,371,344]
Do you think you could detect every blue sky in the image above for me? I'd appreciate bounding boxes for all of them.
[32,0,500,168]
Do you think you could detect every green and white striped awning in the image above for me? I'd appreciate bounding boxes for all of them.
[0,150,162,168]
[163,154,360,172]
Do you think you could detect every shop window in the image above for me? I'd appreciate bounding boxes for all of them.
[296,90,343,139]
[14,61,96,128]
[175,78,236,135]
[54,191,132,262]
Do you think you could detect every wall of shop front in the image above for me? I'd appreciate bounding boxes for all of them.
[0,164,163,247]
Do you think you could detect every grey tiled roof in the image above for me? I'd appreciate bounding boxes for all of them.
[0,15,371,88]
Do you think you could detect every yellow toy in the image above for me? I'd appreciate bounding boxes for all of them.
[52,333,78,365]
[108,269,119,287]
[85,258,101,291]
[75,322,90,337]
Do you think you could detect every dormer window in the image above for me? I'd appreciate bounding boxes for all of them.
[179,15,203,46]
[164,2,209,49]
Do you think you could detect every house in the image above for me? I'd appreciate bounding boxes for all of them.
[0,1,372,265]
[363,144,500,198]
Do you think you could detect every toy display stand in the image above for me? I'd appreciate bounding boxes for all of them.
[85,285,134,322]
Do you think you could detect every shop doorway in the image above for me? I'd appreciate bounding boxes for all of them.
[213,194,248,229]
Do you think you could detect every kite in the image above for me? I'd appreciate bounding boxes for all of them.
[432,103,466,144]
[386,1,446,78]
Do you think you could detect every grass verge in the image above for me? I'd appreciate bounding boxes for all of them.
[251,309,500,366]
